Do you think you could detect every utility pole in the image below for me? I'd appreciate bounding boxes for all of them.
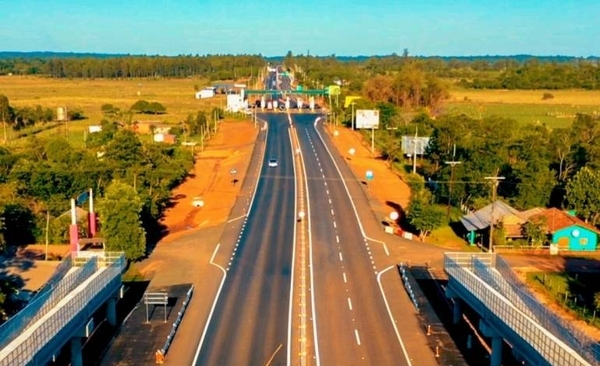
[351,102,355,130]
[445,160,461,218]
[484,175,505,253]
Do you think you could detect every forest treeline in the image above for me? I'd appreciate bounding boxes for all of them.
[1,52,600,89]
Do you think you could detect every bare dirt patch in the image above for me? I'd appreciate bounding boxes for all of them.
[159,119,258,241]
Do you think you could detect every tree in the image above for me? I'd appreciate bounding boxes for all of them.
[130,100,166,115]
[406,177,445,240]
[407,197,445,241]
[97,181,146,261]
[0,95,10,143]
[104,129,144,169]
[566,167,600,225]
[522,216,548,247]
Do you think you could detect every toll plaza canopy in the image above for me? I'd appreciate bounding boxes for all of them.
[244,89,329,95]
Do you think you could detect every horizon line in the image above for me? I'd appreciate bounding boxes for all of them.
[0,50,599,59]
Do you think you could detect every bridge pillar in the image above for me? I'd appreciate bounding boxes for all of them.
[452,298,462,324]
[490,336,503,366]
[479,320,503,366]
[107,298,117,326]
[70,337,83,366]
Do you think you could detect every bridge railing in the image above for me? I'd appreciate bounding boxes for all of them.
[30,256,73,301]
[0,257,98,350]
[0,254,123,366]
[445,253,592,366]
[493,256,600,363]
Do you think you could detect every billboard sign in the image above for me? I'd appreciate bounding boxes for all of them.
[401,136,431,155]
[355,109,380,129]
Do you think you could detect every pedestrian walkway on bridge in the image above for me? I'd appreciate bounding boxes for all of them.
[0,251,124,366]
[444,252,600,366]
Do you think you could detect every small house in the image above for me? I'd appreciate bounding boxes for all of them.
[460,200,526,245]
[153,133,176,144]
[132,121,172,135]
[529,208,599,251]
[195,88,216,99]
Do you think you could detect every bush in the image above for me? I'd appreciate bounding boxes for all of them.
[542,92,554,100]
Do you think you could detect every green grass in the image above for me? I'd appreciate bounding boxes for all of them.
[0,76,255,149]
[445,102,600,129]
[525,271,600,329]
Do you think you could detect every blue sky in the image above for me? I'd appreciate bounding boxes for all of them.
[1,0,598,57]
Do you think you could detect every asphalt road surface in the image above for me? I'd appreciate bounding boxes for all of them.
[294,114,409,365]
[193,114,295,365]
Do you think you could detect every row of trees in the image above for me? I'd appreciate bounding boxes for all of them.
[0,55,265,80]
[3,52,600,90]
[461,59,600,90]
[372,112,600,239]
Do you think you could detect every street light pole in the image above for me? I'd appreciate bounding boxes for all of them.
[484,175,505,253]
[445,160,461,218]
[351,102,356,131]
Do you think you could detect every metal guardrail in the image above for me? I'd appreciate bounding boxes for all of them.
[445,253,592,366]
[398,264,420,313]
[160,285,194,357]
[0,253,124,366]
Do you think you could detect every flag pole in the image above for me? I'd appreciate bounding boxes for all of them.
[89,188,97,237]
[69,198,79,256]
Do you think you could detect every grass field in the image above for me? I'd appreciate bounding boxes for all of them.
[0,75,245,148]
[447,88,600,128]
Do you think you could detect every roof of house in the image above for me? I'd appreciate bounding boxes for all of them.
[530,208,600,234]
[520,207,545,220]
[460,200,524,232]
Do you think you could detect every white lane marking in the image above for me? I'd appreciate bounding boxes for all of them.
[331,209,335,216]
[343,272,347,283]
[348,297,353,311]
[339,252,343,261]
[333,221,337,228]
[383,243,389,256]
[355,329,361,345]
[326,190,329,195]
[192,244,227,365]
[336,235,340,243]
[377,266,413,366]
[328,198,332,204]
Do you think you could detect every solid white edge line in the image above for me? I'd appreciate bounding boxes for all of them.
[312,118,388,248]
[191,244,227,365]
[377,266,413,366]
[287,125,297,366]
[300,117,322,366]
[191,118,268,365]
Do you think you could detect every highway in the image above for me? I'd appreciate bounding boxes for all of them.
[193,114,296,365]
[294,114,409,365]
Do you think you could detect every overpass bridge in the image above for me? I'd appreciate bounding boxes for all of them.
[444,252,600,366]
[0,251,124,366]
